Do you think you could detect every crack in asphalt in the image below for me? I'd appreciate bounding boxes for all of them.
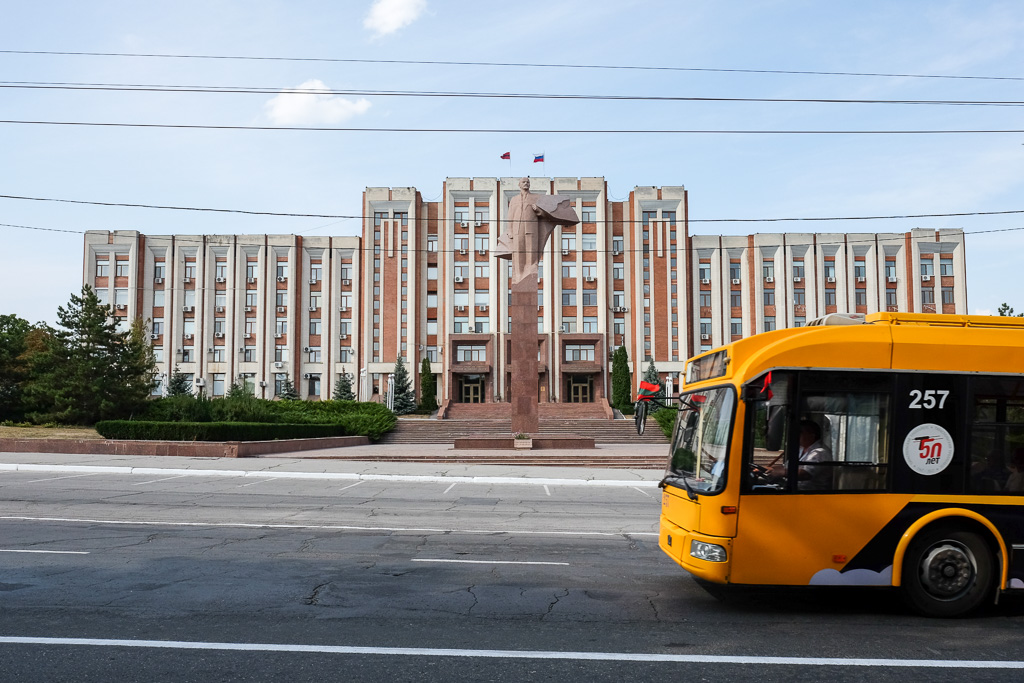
[304,582,330,606]
[542,588,569,620]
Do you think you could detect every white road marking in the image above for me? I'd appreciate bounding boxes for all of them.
[0,515,657,537]
[0,637,1021,668]
[0,464,660,488]
[338,481,365,492]
[412,558,569,566]
[631,486,651,497]
[0,549,89,555]
[443,482,457,494]
[23,473,100,484]
[238,477,279,488]
[543,485,551,496]
[132,475,188,486]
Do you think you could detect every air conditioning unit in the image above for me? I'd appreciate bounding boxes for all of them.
[459,249,467,255]
[340,334,349,340]
[559,325,568,333]
[277,306,286,313]
[340,306,348,312]
[562,249,569,255]
[207,347,214,353]
[456,305,465,311]
[827,277,836,283]
[460,221,468,227]
[454,276,464,283]
[478,305,488,311]
[258,381,267,387]
[303,346,310,352]
[309,278,318,284]
[308,306,317,312]
[478,249,487,255]
[857,276,866,283]
[184,333,193,340]
[244,306,252,312]
[182,306,193,312]
[277,276,287,282]
[731,278,741,285]
[245,333,253,339]
[922,275,932,282]
[793,276,802,283]
[214,332,224,339]
[115,304,127,310]
[275,333,284,339]
[701,334,710,340]
[215,277,226,283]
[475,221,482,227]
[194,378,205,386]
[150,333,158,340]
[342,279,351,286]
[238,347,244,352]
[765,276,774,283]
[612,250,621,256]
[887,276,898,283]
[154,277,163,284]
[585,276,596,282]
[215,306,224,313]
[183,277,192,283]
[612,306,627,313]
[247,277,256,283]
[700,278,710,285]
[274,362,284,368]
[303,373,311,380]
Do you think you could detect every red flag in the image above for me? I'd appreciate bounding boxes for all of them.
[500,152,511,160]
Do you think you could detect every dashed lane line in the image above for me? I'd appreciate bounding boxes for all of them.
[0,637,1021,668]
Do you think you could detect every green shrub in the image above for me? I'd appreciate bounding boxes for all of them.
[95,421,346,441]
[653,408,676,438]
[142,395,214,423]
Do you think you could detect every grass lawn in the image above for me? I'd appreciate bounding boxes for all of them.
[0,425,103,440]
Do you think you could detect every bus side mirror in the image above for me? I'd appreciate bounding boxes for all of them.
[765,405,785,451]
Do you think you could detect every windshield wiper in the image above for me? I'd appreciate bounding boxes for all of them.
[658,473,698,501]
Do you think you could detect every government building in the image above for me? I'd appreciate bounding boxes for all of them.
[82,176,967,407]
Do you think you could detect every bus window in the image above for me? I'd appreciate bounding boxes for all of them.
[665,386,736,496]
[969,377,1024,494]
[800,391,890,492]
[745,372,791,493]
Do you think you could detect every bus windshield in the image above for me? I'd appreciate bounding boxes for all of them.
[663,386,735,496]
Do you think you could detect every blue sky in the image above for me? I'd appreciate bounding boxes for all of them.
[2,0,1023,324]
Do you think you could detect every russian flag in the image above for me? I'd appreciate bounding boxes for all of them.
[500,152,510,160]
[533,154,544,163]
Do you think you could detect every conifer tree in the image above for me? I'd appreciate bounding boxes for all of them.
[166,364,193,397]
[390,356,416,415]
[332,372,355,401]
[24,285,155,424]
[419,357,436,411]
[277,374,299,401]
[610,345,632,409]
[643,359,665,399]
[0,314,32,421]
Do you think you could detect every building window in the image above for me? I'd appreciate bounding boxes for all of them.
[153,263,165,280]
[922,288,935,305]
[275,346,287,362]
[276,318,288,335]
[764,317,776,332]
[698,292,711,307]
[581,234,597,251]
[246,263,258,279]
[731,292,742,308]
[561,319,577,333]
[793,289,805,306]
[427,235,438,252]
[792,262,804,279]
[794,316,805,327]
[730,264,741,280]
[243,346,257,363]
[612,291,625,308]
[308,347,321,363]
[211,348,225,363]
[854,260,866,279]
[182,320,195,337]
[698,264,711,280]
[339,347,352,362]
[562,290,577,306]
[561,234,576,251]
[309,319,322,335]
[940,257,954,276]
[184,263,197,279]
[762,263,774,279]
[214,319,226,335]
[456,345,486,362]
[274,373,288,396]
[453,317,469,333]
[95,260,110,277]
[612,236,624,254]
[215,263,227,280]
[474,235,489,251]
[245,320,257,335]
[276,291,287,307]
[581,291,597,306]
[920,259,934,277]
[823,263,836,280]
[886,290,898,307]
[211,373,226,397]
[885,262,897,279]
[855,288,867,306]
[151,319,164,336]
[561,263,576,278]
[181,349,193,363]
[582,316,598,333]
[564,344,595,361]
[307,374,321,397]
[763,291,775,306]
[825,290,837,306]
[730,318,742,336]
[612,263,624,280]
[942,287,955,305]
[276,263,289,279]
[115,261,131,277]
[246,291,257,307]
[700,318,712,336]
[309,265,322,282]
[581,208,597,222]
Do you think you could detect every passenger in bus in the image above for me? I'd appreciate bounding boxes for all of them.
[1004,449,1024,493]
[972,450,1007,492]
[769,419,833,490]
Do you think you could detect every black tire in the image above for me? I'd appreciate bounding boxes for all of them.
[902,526,995,617]
[634,401,648,435]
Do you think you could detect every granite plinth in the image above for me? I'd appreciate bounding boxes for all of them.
[452,434,596,450]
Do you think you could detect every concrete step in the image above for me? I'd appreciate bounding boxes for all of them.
[379,417,668,445]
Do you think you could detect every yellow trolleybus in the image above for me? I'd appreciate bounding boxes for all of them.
[658,312,1024,617]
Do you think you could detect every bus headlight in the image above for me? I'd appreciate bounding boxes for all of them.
[690,540,727,563]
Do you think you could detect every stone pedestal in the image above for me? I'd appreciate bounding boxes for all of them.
[509,282,539,435]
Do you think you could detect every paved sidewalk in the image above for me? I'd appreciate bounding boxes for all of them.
[0,442,666,487]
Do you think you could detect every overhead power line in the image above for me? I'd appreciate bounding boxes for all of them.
[2,49,1021,82]
[2,193,1023,224]
[2,120,1023,135]
[3,81,1024,107]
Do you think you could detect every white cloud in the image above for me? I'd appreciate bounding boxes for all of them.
[364,0,426,37]
[264,80,371,126]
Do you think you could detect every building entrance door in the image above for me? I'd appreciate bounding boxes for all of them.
[566,375,593,403]
[459,375,484,403]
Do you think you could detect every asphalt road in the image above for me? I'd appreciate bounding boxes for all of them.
[1,461,1023,681]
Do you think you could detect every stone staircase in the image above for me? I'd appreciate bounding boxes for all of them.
[379,416,668,446]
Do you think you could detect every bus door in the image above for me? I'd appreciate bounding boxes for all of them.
[731,370,901,586]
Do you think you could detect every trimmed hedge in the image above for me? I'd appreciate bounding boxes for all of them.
[95,421,346,442]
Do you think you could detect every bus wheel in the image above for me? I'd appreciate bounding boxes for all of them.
[634,401,648,435]
[902,527,995,617]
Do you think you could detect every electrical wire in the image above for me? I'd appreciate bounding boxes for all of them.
[3,81,1023,107]
[2,49,1021,82]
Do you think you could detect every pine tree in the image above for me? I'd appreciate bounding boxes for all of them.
[332,372,355,401]
[611,345,632,409]
[390,356,416,415]
[24,285,155,424]
[643,359,665,399]
[0,314,32,421]
[166,364,193,397]
[997,303,1024,317]
[419,357,436,411]
[277,374,299,401]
